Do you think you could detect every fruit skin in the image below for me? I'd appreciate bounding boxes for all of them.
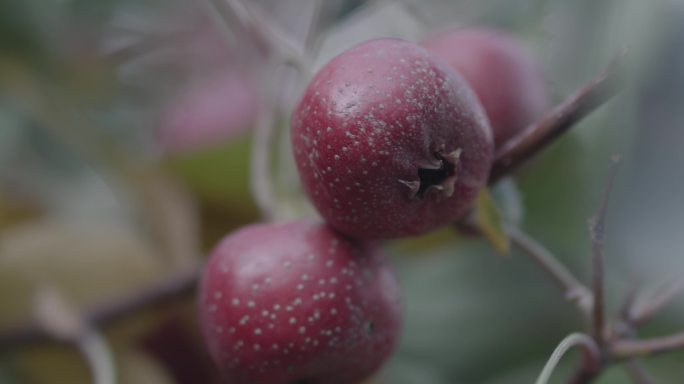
[422,27,547,148]
[198,220,402,384]
[291,38,493,239]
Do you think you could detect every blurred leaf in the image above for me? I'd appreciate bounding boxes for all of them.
[0,220,168,329]
[5,343,175,384]
[473,188,510,254]
[491,178,524,225]
[118,349,175,384]
[166,136,260,246]
[388,241,578,382]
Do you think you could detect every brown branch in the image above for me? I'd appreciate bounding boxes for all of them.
[0,267,200,349]
[489,53,624,183]
[611,331,684,359]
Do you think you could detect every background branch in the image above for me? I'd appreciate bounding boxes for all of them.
[611,331,684,359]
[623,360,655,384]
[0,268,200,348]
[629,276,684,327]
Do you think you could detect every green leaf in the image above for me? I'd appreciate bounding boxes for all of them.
[491,177,524,225]
[473,188,510,255]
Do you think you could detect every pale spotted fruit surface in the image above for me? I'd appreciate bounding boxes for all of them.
[291,38,493,239]
[198,220,402,384]
[422,27,547,148]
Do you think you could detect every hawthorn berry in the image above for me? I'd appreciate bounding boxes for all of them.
[198,220,402,384]
[422,27,547,148]
[291,38,493,239]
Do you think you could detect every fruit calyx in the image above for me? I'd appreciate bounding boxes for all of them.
[399,146,463,200]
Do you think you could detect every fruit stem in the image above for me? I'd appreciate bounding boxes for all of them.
[505,223,593,316]
[489,51,624,183]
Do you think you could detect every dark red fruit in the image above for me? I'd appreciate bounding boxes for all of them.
[198,220,402,384]
[291,38,493,239]
[422,27,547,148]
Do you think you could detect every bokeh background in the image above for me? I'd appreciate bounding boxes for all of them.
[1,0,683,383]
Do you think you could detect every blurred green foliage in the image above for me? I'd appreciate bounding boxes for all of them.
[1,0,683,383]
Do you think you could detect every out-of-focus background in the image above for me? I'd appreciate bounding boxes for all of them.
[1,0,683,383]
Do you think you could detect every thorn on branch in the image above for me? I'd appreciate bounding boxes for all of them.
[589,155,621,348]
[629,275,684,327]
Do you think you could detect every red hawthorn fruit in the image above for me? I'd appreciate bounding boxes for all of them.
[422,27,548,148]
[291,38,493,239]
[198,220,402,384]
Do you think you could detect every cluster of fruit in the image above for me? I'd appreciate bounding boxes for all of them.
[198,27,547,384]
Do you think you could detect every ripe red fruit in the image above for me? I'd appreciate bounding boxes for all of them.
[198,220,402,384]
[291,38,493,239]
[422,27,548,148]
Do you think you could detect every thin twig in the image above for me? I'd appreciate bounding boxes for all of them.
[623,359,655,384]
[611,331,684,359]
[79,330,117,384]
[32,288,117,384]
[206,0,312,77]
[489,53,624,183]
[505,223,592,315]
[588,155,621,348]
[250,59,282,220]
[535,333,600,384]
[629,275,684,327]
[0,268,200,348]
